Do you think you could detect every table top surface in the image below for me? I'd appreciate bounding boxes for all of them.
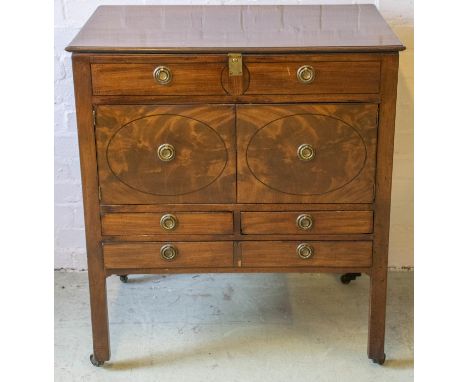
[66,4,404,54]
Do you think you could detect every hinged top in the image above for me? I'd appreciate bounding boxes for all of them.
[66,5,404,54]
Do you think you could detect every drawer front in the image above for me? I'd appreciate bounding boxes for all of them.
[95,105,236,204]
[241,211,373,235]
[91,63,226,96]
[102,212,233,235]
[103,242,234,269]
[240,241,372,268]
[245,61,380,95]
[237,103,378,203]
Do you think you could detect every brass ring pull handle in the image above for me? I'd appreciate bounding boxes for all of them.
[297,65,315,84]
[157,143,175,162]
[160,244,178,261]
[160,214,178,231]
[297,144,315,161]
[296,243,314,260]
[296,214,314,230]
[153,66,172,85]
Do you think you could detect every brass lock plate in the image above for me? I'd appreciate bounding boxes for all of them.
[228,53,242,76]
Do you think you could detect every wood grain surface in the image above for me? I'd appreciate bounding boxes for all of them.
[245,61,380,95]
[367,53,400,364]
[71,55,110,363]
[92,63,227,96]
[101,212,233,235]
[101,203,373,213]
[241,211,373,235]
[103,241,234,269]
[237,103,378,203]
[66,5,404,53]
[104,266,371,276]
[95,104,236,204]
[240,241,372,267]
[91,57,380,97]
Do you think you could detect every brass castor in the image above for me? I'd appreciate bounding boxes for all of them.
[340,273,362,284]
[372,353,386,365]
[119,275,129,283]
[90,354,104,367]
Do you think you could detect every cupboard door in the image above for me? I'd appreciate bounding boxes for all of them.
[96,105,236,204]
[237,104,378,203]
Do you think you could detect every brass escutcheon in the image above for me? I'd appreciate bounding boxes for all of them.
[153,66,172,85]
[157,143,175,162]
[296,214,314,230]
[296,243,314,260]
[160,214,178,231]
[297,65,315,84]
[160,244,178,261]
[228,53,243,76]
[297,144,315,161]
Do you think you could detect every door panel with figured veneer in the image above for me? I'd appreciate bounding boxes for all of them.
[237,104,378,203]
[95,105,236,204]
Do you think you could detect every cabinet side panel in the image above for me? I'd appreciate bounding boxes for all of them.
[368,53,399,362]
[71,53,110,361]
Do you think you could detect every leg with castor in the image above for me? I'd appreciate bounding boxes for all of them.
[372,353,386,365]
[90,354,105,367]
[340,273,362,284]
[87,252,111,366]
[73,55,111,367]
[119,275,128,283]
[368,268,388,365]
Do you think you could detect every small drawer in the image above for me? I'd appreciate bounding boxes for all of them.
[103,242,234,269]
[241,211,373,235]
[245,61,380,95]
[102,212,233,236]
[91,63,226,96]
[240,241,372,268]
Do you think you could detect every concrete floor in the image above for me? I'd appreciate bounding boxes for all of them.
[55,271,413,382]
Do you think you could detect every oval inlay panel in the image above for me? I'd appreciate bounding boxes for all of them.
[107,114,228,196]
[246,114,367,195]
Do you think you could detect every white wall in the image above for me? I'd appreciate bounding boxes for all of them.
[54,0,414,269]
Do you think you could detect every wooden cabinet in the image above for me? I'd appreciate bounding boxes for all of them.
[67,4,404,367]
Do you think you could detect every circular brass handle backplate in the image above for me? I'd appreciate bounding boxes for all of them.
[296,243,314,260]
[297,144,315,161]
[160,214,178,231]
[157,143,176,162]
[297,65,315,84]
[160,244,178,261]
[296,214,314,230]
[153,66,172,85]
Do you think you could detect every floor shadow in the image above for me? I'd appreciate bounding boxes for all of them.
[121,274,170,284]
[102,326,352,371]
[384,357,414,370]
